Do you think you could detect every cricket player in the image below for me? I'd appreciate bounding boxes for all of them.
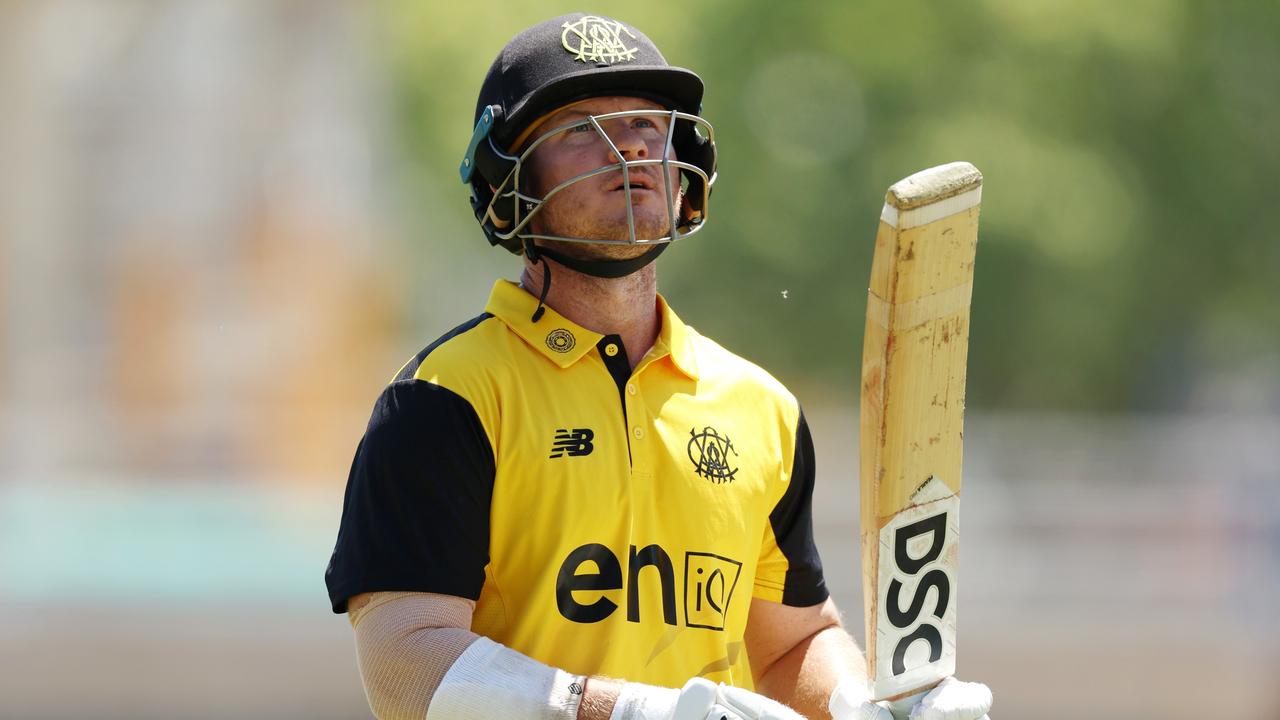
[325,13,994,720]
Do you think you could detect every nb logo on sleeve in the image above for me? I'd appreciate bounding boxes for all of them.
[549,428,595,458]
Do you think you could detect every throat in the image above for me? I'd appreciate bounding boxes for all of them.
[520,261,660,369]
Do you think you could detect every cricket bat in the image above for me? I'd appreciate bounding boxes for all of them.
[859,162,983,717]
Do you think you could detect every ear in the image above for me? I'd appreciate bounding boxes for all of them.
[486,205,512,230]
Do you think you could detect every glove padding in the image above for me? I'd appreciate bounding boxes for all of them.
[829,676,992,720]
[828,678,892,720]
[906,677,991,720]
[673,678,805,720]
[611,677,804,720]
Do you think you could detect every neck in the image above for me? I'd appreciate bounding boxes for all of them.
[521,258,660,369]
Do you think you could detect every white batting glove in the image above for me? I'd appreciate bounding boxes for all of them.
[829,677,992,720]
[611,677,806,720]
[828,678,893,720]
[904,677,992,720]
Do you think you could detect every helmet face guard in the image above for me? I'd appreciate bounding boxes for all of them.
[462,107,717,251]
[462,14,717,257]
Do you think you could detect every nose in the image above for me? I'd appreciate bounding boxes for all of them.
[605,122,649,163]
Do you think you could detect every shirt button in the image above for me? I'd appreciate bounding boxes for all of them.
[626,383,637,395]
[604,343,619,357]
[633,426,644,439]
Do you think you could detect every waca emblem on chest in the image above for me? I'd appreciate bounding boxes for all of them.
[688,426,738,483]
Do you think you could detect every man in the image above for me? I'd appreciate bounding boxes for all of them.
[325,13,993,720]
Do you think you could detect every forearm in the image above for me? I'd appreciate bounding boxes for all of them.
[353,593,648,720]
[755,625,868,720]
[577,676,624,720]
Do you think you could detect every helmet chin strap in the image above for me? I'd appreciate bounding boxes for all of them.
[523,239,668,322]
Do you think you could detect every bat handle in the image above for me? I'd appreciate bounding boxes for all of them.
[885,690,928,720]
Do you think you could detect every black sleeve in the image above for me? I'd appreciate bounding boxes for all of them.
[768,409,829,607]
[324,379,495,613]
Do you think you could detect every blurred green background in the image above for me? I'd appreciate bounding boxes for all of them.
[1,1,1277,719]
[380,0,1280,413]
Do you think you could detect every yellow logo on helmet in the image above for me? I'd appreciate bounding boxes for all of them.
[561,16,638,64]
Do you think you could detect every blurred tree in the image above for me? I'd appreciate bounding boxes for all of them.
[373,0,1280,413]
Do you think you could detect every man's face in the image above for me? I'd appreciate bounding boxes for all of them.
[522,96,682,259]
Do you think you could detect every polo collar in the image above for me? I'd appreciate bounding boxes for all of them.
[485,280,601,368]
[484,279,699,380]
[654,293,700,380]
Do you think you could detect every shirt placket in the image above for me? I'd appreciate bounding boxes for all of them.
[595,334,665,475]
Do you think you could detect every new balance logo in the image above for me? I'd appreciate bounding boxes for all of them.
[549,428,594,458]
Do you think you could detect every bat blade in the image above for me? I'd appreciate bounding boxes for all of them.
[860,161,982,703]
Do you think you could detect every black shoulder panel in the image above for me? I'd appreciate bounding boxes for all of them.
[325,315,498,613]
[768,409,830,607]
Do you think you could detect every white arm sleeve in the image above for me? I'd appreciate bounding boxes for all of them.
[427,636,585,720]
[351,592,806,720]
[349,591,584,720]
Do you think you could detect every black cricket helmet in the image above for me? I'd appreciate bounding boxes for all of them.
[459,13,718,254]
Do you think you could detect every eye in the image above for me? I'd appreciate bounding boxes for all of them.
[634,117,669,133]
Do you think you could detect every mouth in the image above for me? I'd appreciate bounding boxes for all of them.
[611,175,657,192]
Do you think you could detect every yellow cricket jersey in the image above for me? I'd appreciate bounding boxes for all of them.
[326,280,827,689]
